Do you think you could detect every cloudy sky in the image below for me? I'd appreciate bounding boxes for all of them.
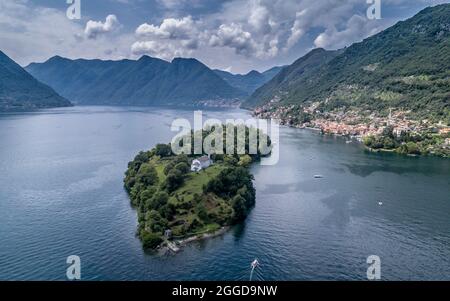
[0,0,449,73]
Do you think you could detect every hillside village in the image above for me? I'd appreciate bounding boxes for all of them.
[254,102,450,157]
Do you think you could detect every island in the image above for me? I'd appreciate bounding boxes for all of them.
[124,125,271,251]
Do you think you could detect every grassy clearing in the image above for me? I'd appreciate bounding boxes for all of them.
[172,164,225,203]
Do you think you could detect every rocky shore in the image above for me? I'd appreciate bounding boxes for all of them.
[158,226,230,255]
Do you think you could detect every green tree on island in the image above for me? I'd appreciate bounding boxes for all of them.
[124,125,271,250]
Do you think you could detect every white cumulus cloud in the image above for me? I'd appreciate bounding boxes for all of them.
[136,16,196,40]
[131,40,193,60]
[0,1,132,66]
[314,15,385,49]
[209,23,256,57]
[132,16,203,59]
[85,15,120,39]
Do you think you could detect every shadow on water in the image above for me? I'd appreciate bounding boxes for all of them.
[232,223,247,242]
[344,153,450,177]
[319,192,352,228]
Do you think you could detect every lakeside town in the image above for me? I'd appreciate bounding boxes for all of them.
[254,102,450,157]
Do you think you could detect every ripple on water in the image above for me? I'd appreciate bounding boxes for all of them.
[0,107,449,280]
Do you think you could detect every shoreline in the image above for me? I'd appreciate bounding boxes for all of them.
[264,116,449,158]
[158,226,230,254]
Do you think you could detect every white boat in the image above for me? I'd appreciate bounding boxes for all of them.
[251,259,259,269]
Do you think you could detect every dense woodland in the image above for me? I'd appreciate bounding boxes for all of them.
[124,125,271,249]
[245,5,450,125]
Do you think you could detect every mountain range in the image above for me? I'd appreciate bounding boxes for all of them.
[3,4,449,118]
[0,50,71,112]
[214,66,284,96]
[25,56,281,107]
[244,4,450,123]
[243,48,342,108]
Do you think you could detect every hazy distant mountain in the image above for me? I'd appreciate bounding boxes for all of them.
[244,4,450,122]
[0,50,71,111]
[26,56,245,106]
[214,66,284,95]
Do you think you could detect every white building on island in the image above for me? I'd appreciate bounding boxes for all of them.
[191,155,212,172]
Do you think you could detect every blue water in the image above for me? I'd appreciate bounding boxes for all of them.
[0,106,449,280]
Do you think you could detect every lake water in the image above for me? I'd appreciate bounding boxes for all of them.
[0,106,449,280]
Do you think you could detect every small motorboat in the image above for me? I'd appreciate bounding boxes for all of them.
[251,259,259,269]
[250,259,260,281]
[314,175,324,179]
